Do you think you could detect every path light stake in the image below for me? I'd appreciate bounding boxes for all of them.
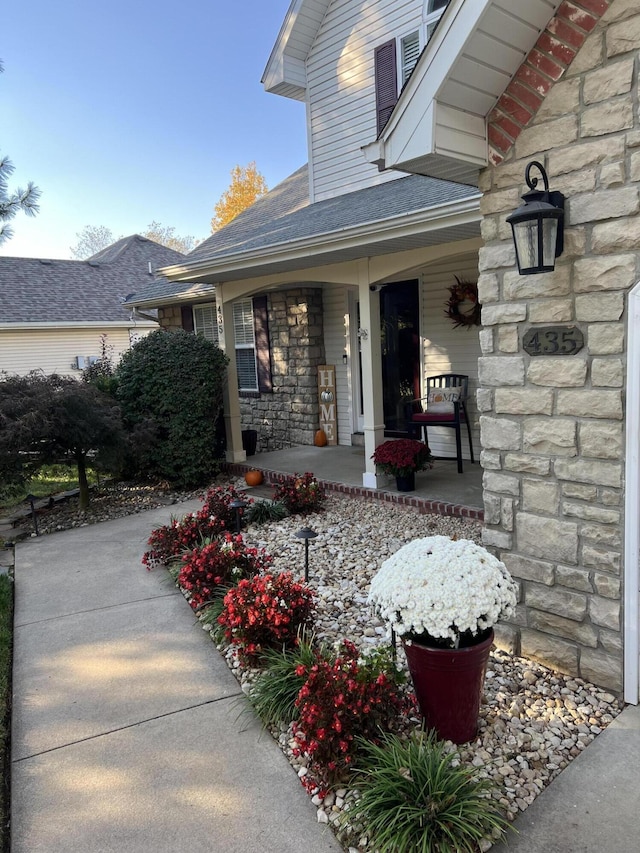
[26,494,39,536]
[391,627,397,665]
[295,527,318,582]
[229,498,247,535]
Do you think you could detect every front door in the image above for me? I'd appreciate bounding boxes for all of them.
[380,281,420,434]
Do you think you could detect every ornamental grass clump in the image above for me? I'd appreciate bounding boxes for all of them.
[293,641,412,791]
[368,536,517,648]
[248,630,323,727]
[218,572,316,664]
[178,533,272,610]
[272,472,326,515]
[348,731,510,853]
[371,439,432,478]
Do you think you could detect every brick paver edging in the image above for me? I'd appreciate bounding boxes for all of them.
[225,463,484,522]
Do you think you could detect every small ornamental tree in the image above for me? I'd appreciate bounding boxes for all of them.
[116,329,229,488]
[0,371,124,508]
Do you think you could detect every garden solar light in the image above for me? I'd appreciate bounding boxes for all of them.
[295,526,318,582]
[26,494,39,536]
[229,498,247,534]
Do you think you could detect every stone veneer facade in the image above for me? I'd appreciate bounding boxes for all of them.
[159,287,325,453]
[477,0,638,694]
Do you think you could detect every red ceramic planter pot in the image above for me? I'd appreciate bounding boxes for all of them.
[402,629,494,744]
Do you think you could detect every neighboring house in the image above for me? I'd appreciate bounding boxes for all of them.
[0,235,185,377]
[127,0,640,701]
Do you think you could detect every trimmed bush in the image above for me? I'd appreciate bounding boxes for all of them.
[116,329,228,488]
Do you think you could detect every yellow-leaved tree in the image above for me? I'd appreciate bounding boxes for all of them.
[211,162,268,232]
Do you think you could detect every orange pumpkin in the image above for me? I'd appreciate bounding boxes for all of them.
[244,469,264,487]
[314,428,328,447]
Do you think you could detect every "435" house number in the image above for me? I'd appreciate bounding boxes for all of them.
[523,326,584,357]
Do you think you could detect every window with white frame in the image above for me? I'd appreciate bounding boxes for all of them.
[233,299,259,392]
[399,30,421,87]
[193,303,219,344]
[425,0,449,44]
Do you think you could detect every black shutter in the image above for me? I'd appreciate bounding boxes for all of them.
[181,306,194,332]
[375,39,397,136]
[253,295,272,393]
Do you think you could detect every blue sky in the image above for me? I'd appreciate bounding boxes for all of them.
[0,0,307,259]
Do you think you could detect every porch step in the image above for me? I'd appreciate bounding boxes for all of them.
[350,433,365,447]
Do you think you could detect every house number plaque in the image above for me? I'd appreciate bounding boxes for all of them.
[523,326,584,357]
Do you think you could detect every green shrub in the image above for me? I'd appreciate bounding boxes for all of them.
[245,499,288,525]
[348,731,510,853]
[116,329,229,488]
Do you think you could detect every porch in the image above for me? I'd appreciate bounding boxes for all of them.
[227,444,484,519]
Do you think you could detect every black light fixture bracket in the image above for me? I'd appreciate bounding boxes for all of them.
[524,161,565,258]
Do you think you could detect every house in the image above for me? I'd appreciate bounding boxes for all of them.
[127,0,639,702]
[0,235,185,377]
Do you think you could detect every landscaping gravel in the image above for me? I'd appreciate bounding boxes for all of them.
[224,489,622,850]
[19,478,623,851]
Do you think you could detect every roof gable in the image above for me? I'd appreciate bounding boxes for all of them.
[365,0,608,181]
[262,0,332,100]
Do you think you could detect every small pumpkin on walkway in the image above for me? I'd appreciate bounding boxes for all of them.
[244,469,264,487]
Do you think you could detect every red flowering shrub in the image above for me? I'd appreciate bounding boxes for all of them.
[218,572,316,663]
[293,641,411,790]
[371,439,432,478]
[272,472,326,515]
[142,513,204,569]
[200,484,252,531]
[179,533,272,609]
[142,485,253,569]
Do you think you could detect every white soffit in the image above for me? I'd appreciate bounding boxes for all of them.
[368,0,561,182]
[262,0,331,100]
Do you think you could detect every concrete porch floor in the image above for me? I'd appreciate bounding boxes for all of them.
[236,444,484,514]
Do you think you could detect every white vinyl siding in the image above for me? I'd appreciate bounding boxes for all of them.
[233,300,259,392]
[193,303,219,344]
[307,0,423,202]
[419,253,481,461]
[322,284,352,446]
[0,326,153,378]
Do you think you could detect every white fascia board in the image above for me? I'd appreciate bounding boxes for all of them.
[0,320,157,330]
[159,194,481,285]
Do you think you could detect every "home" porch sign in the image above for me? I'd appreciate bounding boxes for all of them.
[318,365,337,445]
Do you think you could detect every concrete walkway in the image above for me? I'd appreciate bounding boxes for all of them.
[11,504,340,853]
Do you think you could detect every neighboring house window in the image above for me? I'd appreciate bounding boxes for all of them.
[193,303,219,344]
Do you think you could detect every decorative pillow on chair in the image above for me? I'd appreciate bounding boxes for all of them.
[426,387,460,414]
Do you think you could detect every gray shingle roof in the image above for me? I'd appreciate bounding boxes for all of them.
[0,235,186,324]
[127,165,478,306]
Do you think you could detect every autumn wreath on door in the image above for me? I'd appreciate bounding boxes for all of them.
[445,276,481,329]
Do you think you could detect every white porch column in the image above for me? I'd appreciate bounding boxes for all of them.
[357,261,385,488]
[216,286,246,463]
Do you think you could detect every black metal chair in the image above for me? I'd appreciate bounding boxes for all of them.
[405,374,475,474]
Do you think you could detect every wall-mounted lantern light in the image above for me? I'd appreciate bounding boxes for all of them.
[506,161,565,275]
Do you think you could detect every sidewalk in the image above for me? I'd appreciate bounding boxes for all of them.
[11,503,340,853]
